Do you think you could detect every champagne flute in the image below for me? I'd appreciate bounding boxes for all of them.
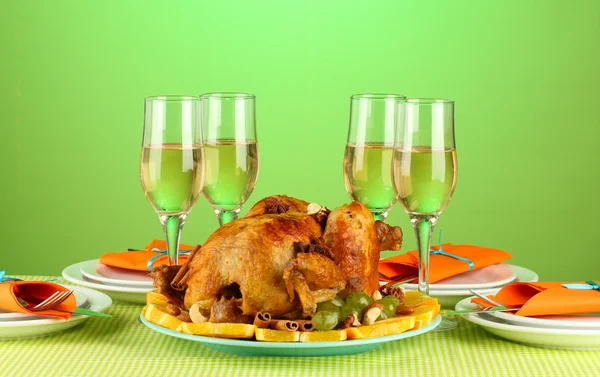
[140,96,205,266]
[201,93,259,226]
[392,98,458,329]
[343,93,406,221]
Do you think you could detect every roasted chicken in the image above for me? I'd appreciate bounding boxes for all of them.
[154,195,403,322]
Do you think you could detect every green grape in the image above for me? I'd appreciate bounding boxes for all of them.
[376,298,398,317]
[345,292,373,311]
[316,301,341,315]
[382,294,401,307]
[330,296,345,307]
[377,310,389,321]
[339,304,360,321]
[312,310,340,331]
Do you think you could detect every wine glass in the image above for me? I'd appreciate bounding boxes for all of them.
[343,93,406,221]
[140,96,206,266]
[392,98,458,329]
[200,92,259,226]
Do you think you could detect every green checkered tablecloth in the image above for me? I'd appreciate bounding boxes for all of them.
[1,277,599,377]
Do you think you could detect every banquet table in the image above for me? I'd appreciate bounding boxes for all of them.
[1,276,599,377]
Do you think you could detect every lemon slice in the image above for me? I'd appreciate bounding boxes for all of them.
[255,328,300,342]
[178,322,256,339]
[346,316,414,340]
[143,304,183,331]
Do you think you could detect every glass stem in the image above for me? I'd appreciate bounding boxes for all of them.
[410,214,437,296]
[159,214,187,266]
[215,208,241,227]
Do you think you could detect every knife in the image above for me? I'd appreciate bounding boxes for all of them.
[446,306,520,315]
[72,307,112,318]
[51,307,112,318]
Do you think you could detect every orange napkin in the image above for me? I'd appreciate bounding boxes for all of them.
[0,281,76,320]
[378,243,512,283]
[99,240,195,271]
[471,281,600,317]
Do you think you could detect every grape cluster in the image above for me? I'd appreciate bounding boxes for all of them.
[312,292,402,331]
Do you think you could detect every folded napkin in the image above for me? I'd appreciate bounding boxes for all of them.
[0,281,76,320]
[378,243,512,283]
[99,240,195,271]
[471,281,600,317]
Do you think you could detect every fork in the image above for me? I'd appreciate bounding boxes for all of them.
[29,290,74,311]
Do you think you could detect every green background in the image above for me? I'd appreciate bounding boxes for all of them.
[3,1,599,280]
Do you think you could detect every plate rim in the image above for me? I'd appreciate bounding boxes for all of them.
[81,262,154,288]
[0,284,112,328]
[455,297,600,335]
[379,264,539,296]
[403,264,518,291]
[139,314,442,349]
[63,260,152,293]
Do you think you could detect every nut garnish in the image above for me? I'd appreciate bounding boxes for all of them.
[380,285,405,303]
[371,290,383,301]
[189,303,208,324]
[306,203,322,215]
[395,305,414,316]
[361,303,383,325]
[340,313,361,329]
[163,303,181,317]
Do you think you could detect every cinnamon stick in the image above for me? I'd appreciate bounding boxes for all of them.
[170,244,201,291]
[293,319,315,332]
[253,311,272,328]
[269,319,299,331]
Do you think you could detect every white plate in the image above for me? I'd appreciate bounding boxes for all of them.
[455,297,600,350]
[0,290,88,322]
[80,262,154,288]
[62,260,151,305]
[486,308,600,330]
[403,264,517,291]
[380,264,538,308]
[0,285,112,340]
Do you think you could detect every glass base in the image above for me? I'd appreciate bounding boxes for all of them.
[433,316,459,331]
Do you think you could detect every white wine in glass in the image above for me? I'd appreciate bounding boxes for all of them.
[344,143,397,219]
[393,98,457,330]
[394,147,457,216]
[201,93,259,226]
[141,144,205,215]
[203,139,259,212]
[344,93,406,221]
[140,96,205,266]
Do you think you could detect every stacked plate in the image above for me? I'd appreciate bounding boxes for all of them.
[62,260,153,304]
[0,285,112,340]
[381,264,539,308]
[455,297,600,350]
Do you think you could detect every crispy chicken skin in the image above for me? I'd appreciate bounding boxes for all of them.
[244,195,310,217]
[323,202,403,295]
[184,212,345,318]
[167,196,403,321]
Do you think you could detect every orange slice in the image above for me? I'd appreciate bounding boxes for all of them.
[146,290,168,306]
[379,304,440,329]
[178,322,256,339]
[143,304,183,331]
[255,328,300,342]
[346,317,415,340]
[299,330,347,342]
[404,294,438,308]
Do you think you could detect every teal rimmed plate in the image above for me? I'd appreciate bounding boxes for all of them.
[139,314,441,356]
